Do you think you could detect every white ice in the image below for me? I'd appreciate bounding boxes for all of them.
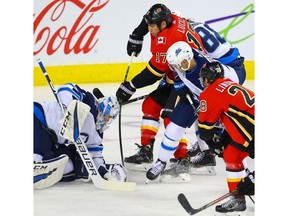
[33,81,255,216]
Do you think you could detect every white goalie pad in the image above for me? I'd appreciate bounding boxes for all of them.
[34,154,69,189]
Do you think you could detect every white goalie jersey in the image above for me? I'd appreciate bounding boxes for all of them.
[37,83,103,147]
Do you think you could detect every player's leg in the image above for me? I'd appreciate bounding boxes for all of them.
[124,84,171,168]
[215,145,249,213]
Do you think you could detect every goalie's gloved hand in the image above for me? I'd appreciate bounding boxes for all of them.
[127,33,143,57]
[98,163,128,182]
[116,81,136,103]
[237,171,255,195]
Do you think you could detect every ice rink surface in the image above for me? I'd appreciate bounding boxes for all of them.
[34,81,255,216]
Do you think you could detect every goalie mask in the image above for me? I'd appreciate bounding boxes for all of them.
[95,96,120,133]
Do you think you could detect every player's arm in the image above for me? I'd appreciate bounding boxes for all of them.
[116,61,165,103]
[198,97,224,153]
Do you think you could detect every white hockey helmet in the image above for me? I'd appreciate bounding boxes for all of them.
[166,41,194,71]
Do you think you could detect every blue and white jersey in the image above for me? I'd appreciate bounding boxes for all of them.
[188,21,239,65]
[35,83,103,150]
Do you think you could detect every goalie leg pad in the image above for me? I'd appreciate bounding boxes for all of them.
[34,154,69,189]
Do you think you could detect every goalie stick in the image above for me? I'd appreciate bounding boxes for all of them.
[178,190,238,215]
[37,59,136,192]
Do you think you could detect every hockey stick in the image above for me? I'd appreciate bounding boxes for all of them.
[37,59,65,113]
[120,94,148,106]
[178,190,238,215]
[37,59,136,191]
[93,87,147,106]
[118,51,136,165]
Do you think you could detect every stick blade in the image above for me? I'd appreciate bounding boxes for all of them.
[178,193,197,215]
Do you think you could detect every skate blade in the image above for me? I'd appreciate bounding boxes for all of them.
[160,173,191,183]
[189,166,217,176]
[125,162,151,172]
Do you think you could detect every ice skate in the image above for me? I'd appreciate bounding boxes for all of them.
[190,150,216,167]
[215,195,246,213]
[160,157,191,183]
[187,141,201,157]
[124,142,153,171]
[190,150,217,175]
[146,159,166,181]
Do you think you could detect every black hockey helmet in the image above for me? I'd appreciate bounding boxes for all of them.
[143,4,172,28]
[200,62,224,87]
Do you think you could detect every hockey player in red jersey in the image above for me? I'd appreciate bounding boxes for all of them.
[197,62,254,212]
[116,3,206,169]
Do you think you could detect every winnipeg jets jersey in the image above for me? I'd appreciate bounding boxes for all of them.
[188,21,240,65]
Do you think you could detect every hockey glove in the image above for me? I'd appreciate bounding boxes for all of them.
[174,80,194,101]
[237,171,255,195]
[116,81,136,103]
[98,163,128,182]
[205,134,224,158]
[127,33,143,57]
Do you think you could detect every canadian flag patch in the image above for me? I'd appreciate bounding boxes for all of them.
[157,36,166,44]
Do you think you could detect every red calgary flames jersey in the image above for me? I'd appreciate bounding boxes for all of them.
[147,14,205,82]
[198,78,255,147]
